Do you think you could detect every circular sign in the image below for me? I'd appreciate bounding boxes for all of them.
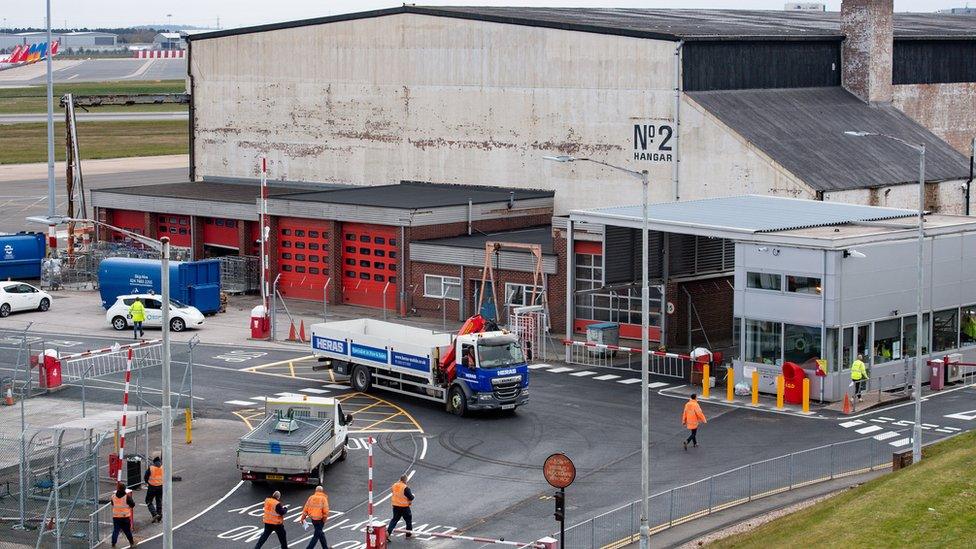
[666,301,675,315]
[543,453,576,489]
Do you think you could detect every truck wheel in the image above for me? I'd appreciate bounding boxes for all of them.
[339,444,348,462]
[317,462,326,483]
[351,365,371,392]
[111,316,127,330]
[449,385,467,417]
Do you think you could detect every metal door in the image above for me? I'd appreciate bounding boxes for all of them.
[341,223,397,310]
[278,218,331,301]
[472,280,496,321]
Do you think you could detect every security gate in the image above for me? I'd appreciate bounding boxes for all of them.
[511,305,548,362]
[60,340,162,381]
[562,340,694,379]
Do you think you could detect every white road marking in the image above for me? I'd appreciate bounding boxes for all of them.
[944,409,976,420]
[275,392,305,398]
[942,426,961,431]
[419,437,428,460]
[839,420,866,428]
[890,438,912,447]
[593,374,621,381]
[251,396,267,401]
[878,416,896,421]
[855,425,883,434]
[138,481,244,543]
[617,378,642,385]
[892,420,914,426]
[869,418,890,423]
[527,363,552,370]
[66,74,79,80]
[922,423,939,428]
[648,382,669,389]
[569,370,597,377]
[546,367,572,373]
[323,384,349,390]
[299,388,329,394]
[872,431,899,441]
[225,400,256,406]
[935,428,954,433]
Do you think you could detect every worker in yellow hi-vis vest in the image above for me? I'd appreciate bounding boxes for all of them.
[851,354,868,401]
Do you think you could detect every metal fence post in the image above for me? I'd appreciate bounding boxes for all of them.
[590,517,595,548]
[829,443,835,480]
[789,452,794,490]
[669,488,675,526]
[748,463,754,501]
[708,475,713,513]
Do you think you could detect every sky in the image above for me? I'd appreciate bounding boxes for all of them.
[1,0,970,30]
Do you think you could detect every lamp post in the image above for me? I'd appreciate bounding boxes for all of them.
[45,0,56,257]
[544,155,652,548]
[28,215,175,546]
[843,131,925,463]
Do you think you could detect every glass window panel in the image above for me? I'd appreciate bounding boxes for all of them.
[360,260,370,268]
[359,235,370,243]
[281,229,292,236]
[786,275,822,295]
[933,309,958,352]
[745,320,782,365]
[375,250,385,257]
[374,237,385,245]
[345,246,355,253]
[747,272,781,291]
[215,219,225,227]
[961,305,976,347]
[374,274,385,282]
[842,327,854,371]
[282,265,293,272]
[874,318,901,363]
[309,256,319,263]
[902,314,930,357]
[281,253,292,260]
[784,324,821,368]
[346,234,355,240]
[576,253,592,267]
[296,266,306,273]
[345,270,355,278]
[389,276,396,283]
[389,251,397,259]
[295,242,306,249]
[295,254,305,261]
[308,243,319,251]
[309,267,320,275]
[733,317,741,362]
[308,231,319,238]
[857,325,871,363]
[359,248,370,255]
[359,273,370,280]
[424,275,442,297]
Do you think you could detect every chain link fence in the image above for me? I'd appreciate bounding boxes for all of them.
[561,432,905,548]
[41,241,191,291]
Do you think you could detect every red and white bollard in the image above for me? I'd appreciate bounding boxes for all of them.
[365,436,388,549]
[117,349,133,483]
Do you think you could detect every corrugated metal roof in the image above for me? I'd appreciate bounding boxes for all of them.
[417,226,554,254]
[94,181,314,204]
[189,6,976,42]
[574,195,919,234]
[281,181,553,209]
[687,87,970,191]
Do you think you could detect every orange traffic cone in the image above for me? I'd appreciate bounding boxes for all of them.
[298,320,306,342]
[287,322,297,342]
[842,392,851,415]
[4,386,13,406]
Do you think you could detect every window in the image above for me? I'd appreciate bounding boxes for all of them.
[295,230,305,237]
[346,233,355,241]
[345,270,355,278]
[373,261,385,269]
[375,250,385,257]
[360,260,370,268]
[374,274,385,282]
[296,254,306,261]
[215,219,225,226]
[745,320,782,364]
[145,299,162,309]
[360,235,370,243]
[282,229,292,236]
[389,238,396,246]
[389,276,396,283]
[505,283,543,307]
[747,272,781,291]
[295,242,306,249]
[359,248,370,255]
[296,266,306,273]
[346,246,355,254]
[874,318,901,363]
[902,314,930,357]
[786,275,821,295]
[227,220,237,228]
[375,237,385,245]
[308,243,319,251]
[424,275,461,300]
[282,241,292,248]
[857,324,871,363]
[389,251,397,259]
[206,219,214,225]
[283,265,293,272]
[179,218,187,225]
[345,259,355,266]
[933,309,958,352]
[309,256,319,263]
[169,217,177,224]
[281,253,292,260]
[732,317,741,361]
[309,267,320,275]
[178,228,187,235]
[784,324,821,368]
[308,231,319,238]
[961,305,976,347]
[158,226,166,234]
[842,327,854,372]
[359,273,370,280]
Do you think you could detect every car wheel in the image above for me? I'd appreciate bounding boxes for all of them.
[38,298,50,312]
[0,304,9,318]
[111,316,128,331]
[170,318,186,332]
[449,385,467,417]
[350,365,372,392]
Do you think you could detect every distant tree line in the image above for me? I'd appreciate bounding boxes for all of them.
[1,26,209,44]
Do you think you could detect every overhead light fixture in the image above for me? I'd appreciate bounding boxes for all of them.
[844,249,867,259]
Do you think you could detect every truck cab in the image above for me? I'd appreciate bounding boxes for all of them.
[448,331,529,415]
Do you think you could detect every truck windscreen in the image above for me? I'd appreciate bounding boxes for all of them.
[478,341,525,369]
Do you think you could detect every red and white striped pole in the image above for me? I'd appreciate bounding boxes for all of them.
[367,436,374,524]
[117,348,133,482]
[260,158,270,331]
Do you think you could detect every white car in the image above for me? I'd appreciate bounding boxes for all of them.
[0,282,52,317]
[106,294,205,333]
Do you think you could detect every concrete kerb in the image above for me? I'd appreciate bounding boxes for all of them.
[659,384,827,419]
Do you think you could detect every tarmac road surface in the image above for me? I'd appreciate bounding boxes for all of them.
[0,111,188,123]
[0,58,186,86]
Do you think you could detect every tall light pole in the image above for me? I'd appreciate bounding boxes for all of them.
[844,131,925,463]
[545,155,652,547]
[45,0,56,255]
[27,215,175,545]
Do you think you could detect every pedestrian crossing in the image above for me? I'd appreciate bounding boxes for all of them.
[838,415,964,448]
[225,386,351,407]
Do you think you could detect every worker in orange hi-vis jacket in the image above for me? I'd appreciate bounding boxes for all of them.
[682,393,707,451]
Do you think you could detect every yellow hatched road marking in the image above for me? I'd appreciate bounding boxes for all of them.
[229,391,423,434]
[241,355,315,373]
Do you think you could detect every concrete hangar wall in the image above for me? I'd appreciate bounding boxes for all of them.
[191,12,702,214]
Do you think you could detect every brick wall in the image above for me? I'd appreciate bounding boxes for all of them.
[238,220,252,255]
[190,216,205,260]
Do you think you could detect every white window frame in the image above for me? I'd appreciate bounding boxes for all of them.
[504,283,544,307]
[424,274,461,300]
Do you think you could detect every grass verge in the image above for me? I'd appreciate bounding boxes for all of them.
[709,430,976,548]
[0,120,187,164]
[0,80,187,114]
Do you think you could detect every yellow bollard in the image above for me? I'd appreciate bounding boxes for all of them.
[702,364,710,399]
[802,378,811,413]
[776,375,784,409]
[751,370,759,405]
[726,366,734,402]
[185,408,192,445]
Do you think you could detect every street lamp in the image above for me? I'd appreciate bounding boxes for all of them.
[27,215,176,548]
[544,155,653,548]
[843,130,926,464]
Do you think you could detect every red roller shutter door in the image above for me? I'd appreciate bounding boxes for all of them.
[108,209,146,241]
[157,214,191,248]
[341,223,397,310]
[278,218,332,301]
[202,217,240,249]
